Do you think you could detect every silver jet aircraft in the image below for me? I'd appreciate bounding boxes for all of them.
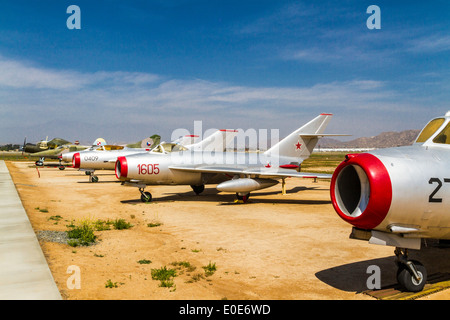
[330,111,450,292]
[115,113,343,203]
[70,131,234,182]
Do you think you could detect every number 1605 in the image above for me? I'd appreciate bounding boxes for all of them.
[137,164,160,175]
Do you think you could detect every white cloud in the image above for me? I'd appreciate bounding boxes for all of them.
[408,35,450,53]
[0,55,433,143]
[0,57,87,89]
[0,55,159,90]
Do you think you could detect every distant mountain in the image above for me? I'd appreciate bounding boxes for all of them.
[318,129,421,149]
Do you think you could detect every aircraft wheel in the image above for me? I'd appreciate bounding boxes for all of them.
[140,191,152,203]
[35,161,43,166]
[59,166,65,170]
[236,193,250,202]
[191,184,205,195]
[90,175,99,183]
[396,260,427,292]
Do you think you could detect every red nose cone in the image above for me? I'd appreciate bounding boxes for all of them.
[72,153,80,168]
[115,156,128,179]
[330,153,392,230]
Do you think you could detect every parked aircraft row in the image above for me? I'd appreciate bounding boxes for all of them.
[26,112,450,293]
[66,114,343,199]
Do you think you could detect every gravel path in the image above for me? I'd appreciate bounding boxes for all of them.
[36,230,69,244]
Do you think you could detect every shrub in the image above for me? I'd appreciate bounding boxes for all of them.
[151,266,177,288]
[66,220,97,246]
[112,218,133,230]
[203,262,217,277]
[138,259,152,264]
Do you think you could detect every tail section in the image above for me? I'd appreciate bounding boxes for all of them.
[92,138,107,147]
[140,134,161,149]
[172,134,200,146]
[187,129,238,152]
[264,113,333,159]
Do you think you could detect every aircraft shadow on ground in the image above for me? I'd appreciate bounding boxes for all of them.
[120,186,331,205]
[77,180,121,184]
[316,243,450,293]
[315,256,397,293]
[63,173,119,183]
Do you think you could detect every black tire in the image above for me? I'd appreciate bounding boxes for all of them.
[191,184,205,195]
[59,166,65,170]
[396,260,427,292]
[35,161,43,167]
[140,191,152,203]
[236,193,250,202]
[91,176,99,183]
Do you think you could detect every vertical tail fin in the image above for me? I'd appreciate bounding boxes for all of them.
[264,113,332,159]
[92,138,107,147]
[172,134,200,146]
[187,129,238,152]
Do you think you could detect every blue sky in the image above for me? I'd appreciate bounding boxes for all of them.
[0,1,449,144]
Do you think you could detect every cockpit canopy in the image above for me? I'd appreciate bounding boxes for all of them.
[151,142,188,154]
[94,145,125,151]
[416,113,450,145]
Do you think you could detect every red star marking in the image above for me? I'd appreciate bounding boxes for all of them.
[295,141,302,150]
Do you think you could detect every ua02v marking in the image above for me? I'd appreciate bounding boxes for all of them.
[115,113,348,203]
[331,111,450,292]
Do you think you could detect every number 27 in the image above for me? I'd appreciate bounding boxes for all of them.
[429,177,450,203]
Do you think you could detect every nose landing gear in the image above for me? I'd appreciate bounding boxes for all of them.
[85,171,99,183]
[394,247,427,292]
[139,188,152,202]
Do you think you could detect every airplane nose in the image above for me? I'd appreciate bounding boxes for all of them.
[115,156,128,179]
[61,152,72,162]
[72,153,80,168]
[330,153,392,230]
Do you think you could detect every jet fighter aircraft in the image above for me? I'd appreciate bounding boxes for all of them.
[70,131,235,182]
[115,113,343,203]
[66,136,161,182]
[330,111,450,292]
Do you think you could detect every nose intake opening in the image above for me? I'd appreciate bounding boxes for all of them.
[115,156,128,179]
[335,164,370,217]
[116,160,122,178]
[338,165,361,214]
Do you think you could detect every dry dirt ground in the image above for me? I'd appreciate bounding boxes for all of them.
[6,161,450,300]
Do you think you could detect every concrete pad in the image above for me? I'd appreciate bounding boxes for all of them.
[0,161,61,300]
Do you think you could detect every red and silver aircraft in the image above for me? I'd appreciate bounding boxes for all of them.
[330,111,450,292]
[69,131,235,182]
[115,113,344,203]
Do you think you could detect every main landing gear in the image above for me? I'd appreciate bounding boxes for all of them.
[35,157,45,167]
[235,192,250,203]
[394,247,427,292]
[139,188,152,203]
[35,157,66,170]
[191,184,205,195]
